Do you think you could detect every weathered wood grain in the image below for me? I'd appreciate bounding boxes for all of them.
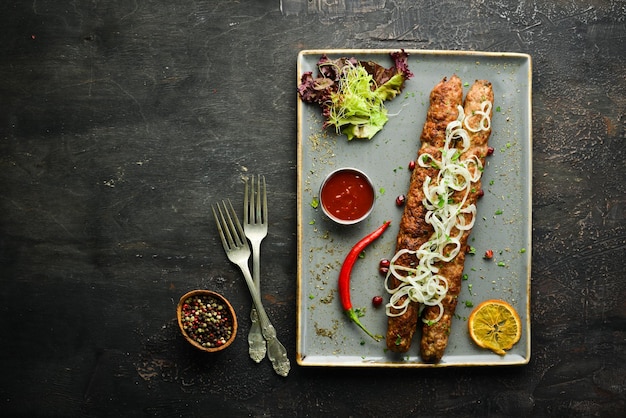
[0,0,624,416]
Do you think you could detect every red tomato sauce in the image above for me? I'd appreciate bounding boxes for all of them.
[320,169,374,222]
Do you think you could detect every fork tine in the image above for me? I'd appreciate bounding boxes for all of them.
[212,204,228,250]
[253,175,259,224]
[245,175,265,225]
[260,175,267,224]
[224,199,246,247]
[244,177,250,225]
[213,202,234,250]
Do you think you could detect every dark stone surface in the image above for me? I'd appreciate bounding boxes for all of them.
[1,0,624,416]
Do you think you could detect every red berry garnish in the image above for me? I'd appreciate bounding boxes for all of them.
[372,296,383,307]
[484,249,494,259]
[477,189,484,198]
[408,160,416,171]
[379,259,390,276]
[396,194,406,206]
[486,146,494,156]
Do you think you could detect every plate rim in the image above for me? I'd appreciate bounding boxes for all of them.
[296,49,532,368]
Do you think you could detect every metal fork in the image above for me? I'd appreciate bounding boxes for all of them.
[243,175,267,363]
[212,200,290,377]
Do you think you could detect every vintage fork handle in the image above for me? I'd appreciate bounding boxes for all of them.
[238,263,290,377]
[248,309,265,363]
[248,241,267,363]
[265,334,290,378]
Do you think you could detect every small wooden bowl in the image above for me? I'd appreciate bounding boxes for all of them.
[177,290,238,353]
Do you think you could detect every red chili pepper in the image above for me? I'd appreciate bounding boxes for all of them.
[338,220,391,341]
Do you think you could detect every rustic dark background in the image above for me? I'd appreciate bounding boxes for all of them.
[1,0,624,416]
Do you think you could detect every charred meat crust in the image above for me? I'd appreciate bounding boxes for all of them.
[420,79,494,363]
[385,75,463,352]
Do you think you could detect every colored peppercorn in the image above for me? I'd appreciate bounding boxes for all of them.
[484,249,494,259]
[180,295,234,348]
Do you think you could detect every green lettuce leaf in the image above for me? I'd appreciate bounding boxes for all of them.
[375,73,406,101]
[298,51,413,140]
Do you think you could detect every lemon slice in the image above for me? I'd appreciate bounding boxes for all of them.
[468,299,522,355]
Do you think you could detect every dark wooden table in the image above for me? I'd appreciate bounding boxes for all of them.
[1,0,624,416]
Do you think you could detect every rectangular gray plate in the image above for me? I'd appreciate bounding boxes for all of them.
[296,49,532,367]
